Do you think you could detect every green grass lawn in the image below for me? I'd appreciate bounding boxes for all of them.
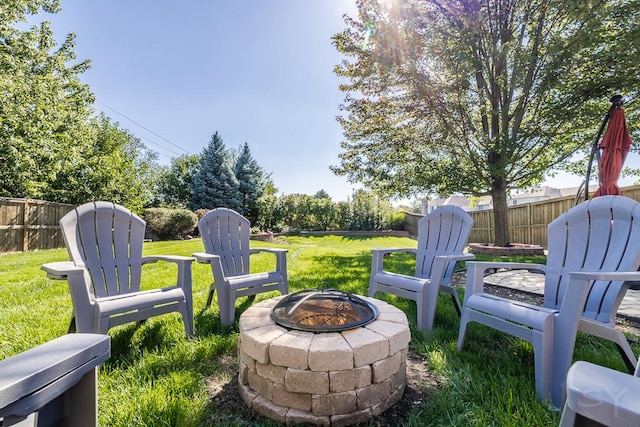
[1,235,637,426]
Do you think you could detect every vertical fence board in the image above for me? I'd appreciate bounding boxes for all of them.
[0,198,75,253]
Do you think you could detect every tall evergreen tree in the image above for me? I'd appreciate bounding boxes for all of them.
[235,142,269,223]
[190,132,240,210]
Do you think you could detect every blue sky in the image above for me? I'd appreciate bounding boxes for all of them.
[37,0,361,201]
[35,1,638,202]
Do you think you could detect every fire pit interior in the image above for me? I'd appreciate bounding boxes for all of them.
[238,293,411,426]
[270,289,379,332]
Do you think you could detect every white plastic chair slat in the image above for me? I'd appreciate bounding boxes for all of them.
[226,212,245,275]
[217,214,232,274]
[75,206,108,297]
[437,211,456,252]
[421,212,442,276]
[111,206,144,292]
[239,218,251,274]
[94,205,121,296]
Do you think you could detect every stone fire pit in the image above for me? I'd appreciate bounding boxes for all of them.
[237,295,410,426]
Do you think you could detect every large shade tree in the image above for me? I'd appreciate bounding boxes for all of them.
[46,114,160,210]
[1,0,160,211]
[332,0,640,246]
[156,154,200,208]
[0,0,93,198]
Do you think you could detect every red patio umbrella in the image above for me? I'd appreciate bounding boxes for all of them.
[592,107,633,197]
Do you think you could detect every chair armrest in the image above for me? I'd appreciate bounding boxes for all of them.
[435,253,476,263]
[142,255,195,290]
[430,254,475,286]
[249,248,288,273]
[192,252,220,264]
[564,361,640,422]
[0,334,110,415]
[41,262,93,311]
[192,252,227,285]
[370,248,418,276]
[561,270,640,314]
[142,255,195,265]
[560,270,640,314]
[462,261,547,304]
[371,248,418,256]
[250,248,288,255]
[569,271,640,282]
[41,261,84,280]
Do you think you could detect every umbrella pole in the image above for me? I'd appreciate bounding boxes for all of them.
[583,94,624,202]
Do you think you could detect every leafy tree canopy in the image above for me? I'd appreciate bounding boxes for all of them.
[47,114,160,211]
[156,154,200,208]
[332,0,640,245]
[0,0,93,198]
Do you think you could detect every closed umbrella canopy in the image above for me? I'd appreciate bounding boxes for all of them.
[592,108,633,197]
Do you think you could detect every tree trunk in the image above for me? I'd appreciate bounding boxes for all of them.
[491,185,510,247]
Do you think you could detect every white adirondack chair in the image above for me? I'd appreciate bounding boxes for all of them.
[560,353,640,427]
[368,205,474,333]
[193,208,288,326]
[457,195,640,408]
[41,202,195,337]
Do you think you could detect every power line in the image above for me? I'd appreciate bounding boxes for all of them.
[96,100,193,156]
[128,129,184,158]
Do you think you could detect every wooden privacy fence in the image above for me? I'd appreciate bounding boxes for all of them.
[5,186,640,252]
[0,198,75,253]
[404,184,640,249]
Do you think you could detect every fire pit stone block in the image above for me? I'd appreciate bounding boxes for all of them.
[256,362,286,385]
[309,333,354,371]
[269,330,312,370]
[285,368,330,395]
[341,328,389,367]
[329,369,356,393]
[286,408,331,426]
[365,320,411,354]
[312,390,357,416]
[252,395,288,423]
[242,324,287,364]
[272,383,312,411]
[372,351,402,383]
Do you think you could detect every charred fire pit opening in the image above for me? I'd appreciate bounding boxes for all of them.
[238,295,411,426]
[270,289,379,332]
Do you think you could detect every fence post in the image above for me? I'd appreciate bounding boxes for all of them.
[21,200,28,252]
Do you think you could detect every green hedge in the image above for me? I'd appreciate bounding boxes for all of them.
[143,208,198,240]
